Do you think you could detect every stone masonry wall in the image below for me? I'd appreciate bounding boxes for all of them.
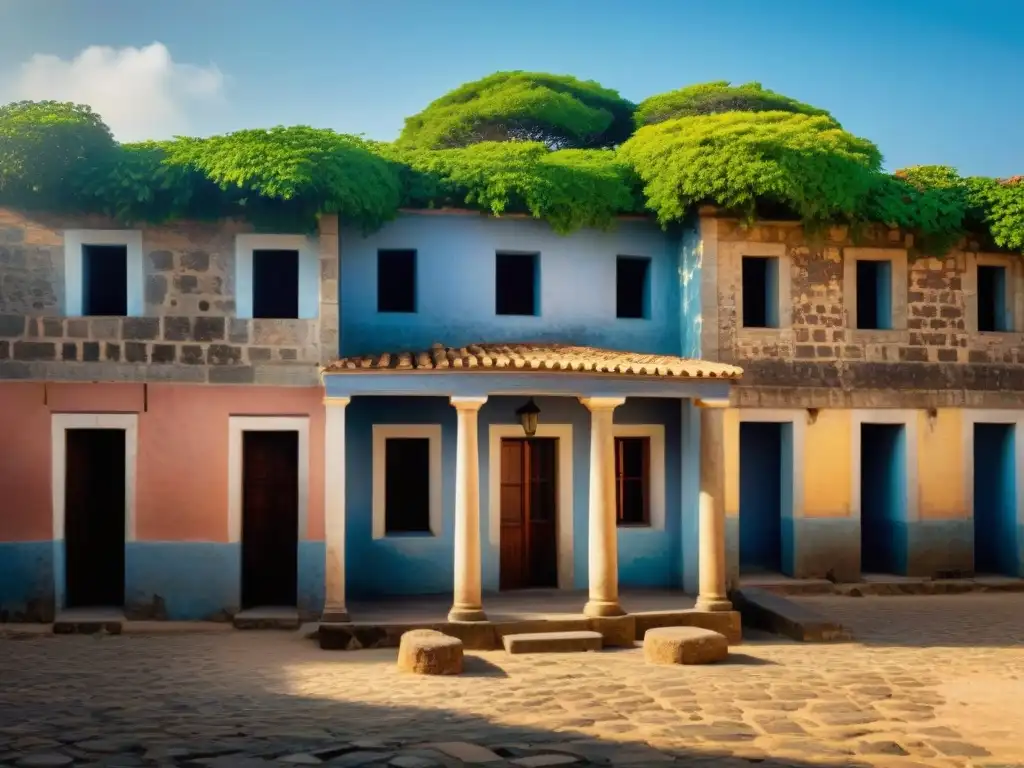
[0,209,339,386]
[706,216,1024,408]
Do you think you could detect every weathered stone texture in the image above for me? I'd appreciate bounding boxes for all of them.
[713,217,1024,403]
[0,208,335,385]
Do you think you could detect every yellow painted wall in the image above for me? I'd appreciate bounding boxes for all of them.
[917,408,967,520]
[803,409,853,518]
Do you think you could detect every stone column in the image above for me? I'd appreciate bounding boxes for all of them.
[321,396,350,623]
[448,396,488,622]
[695,400,732,612]
[579,397,626,617]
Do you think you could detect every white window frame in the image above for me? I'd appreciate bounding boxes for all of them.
[843,247,908,335]
[51,413,139,542]
[63,230,144,317]
[235,234,320,320]
[488,423,574,589]
[372,424,442,539]
[728,242,792,331]
[227,416,310,543]
[611,424,666,531]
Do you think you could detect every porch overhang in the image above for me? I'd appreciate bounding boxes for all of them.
[320,342,742,401]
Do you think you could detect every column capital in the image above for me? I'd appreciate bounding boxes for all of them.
[324,396,351,408]
[695,397,730,410]
[450,396,488,411]
[579,396,626,412]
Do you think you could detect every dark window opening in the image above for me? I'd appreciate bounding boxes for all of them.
[496,252,538,316]
[377,249,417,313]
[977,265,1009,332]
[615,436,650,526]
[616,256,650,319]
[253,249,299,319]
[855,259,893,330]
[83,245,128,316]
[742,256,779,328]
[384,437,431,534]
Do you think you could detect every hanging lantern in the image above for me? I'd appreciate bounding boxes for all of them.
[515,398,541,437]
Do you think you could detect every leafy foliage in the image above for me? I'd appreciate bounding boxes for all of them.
[635,81,831,127]
[397,71,636,150]
[0,72,1022,250]
[619,111,881,225]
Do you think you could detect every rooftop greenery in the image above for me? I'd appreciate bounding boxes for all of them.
[0,73,1021,251]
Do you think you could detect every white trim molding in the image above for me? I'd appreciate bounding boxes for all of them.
[372,424,443,539]
[235,234,320,319]
[735,409,807,519]
[51,413,139,541]
[849,409,920,523]
[63,230,144,317]
[611,424,666,531]
[227,416,310,543]
[488,423,574,590]
[962,410,1024,527]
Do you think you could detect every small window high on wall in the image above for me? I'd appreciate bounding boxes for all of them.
[977,265,1010,332]
[82,245,128,316]
[495,252,538,316]
[377,249,417,313]
[615,436,650,526]
[384,438,431,533]
[855,259,893,330]
[253,249,299,319]
[741,256,779,328]
[616,256,650,319]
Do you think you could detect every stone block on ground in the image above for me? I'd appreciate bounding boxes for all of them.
[396,629,463,675]
[502,630,602,654]
[588,614,636,647]
[643,626,728,665]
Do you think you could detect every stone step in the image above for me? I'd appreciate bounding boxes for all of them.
[732,587,851,642]
[502,630,603,654]
[53,608,124,635]
[233,607,301,630]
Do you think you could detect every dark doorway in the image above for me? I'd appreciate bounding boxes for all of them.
[241,431,299,609]
[739,422,786,574]
[499,438,557,589]
[860,423,906,574]
[64,429,126,608]
[974,423,1018,575]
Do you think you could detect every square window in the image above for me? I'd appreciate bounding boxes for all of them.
[252,249,299,319]
[377,249,417,313]
[82,245,128,316]
[977,265,1010,332]
[615,436,650,526]
[496,252,538,316]
[741,256,780,328]
[384,437,431,534]
[855,259,893,330]
[616,256,650,319]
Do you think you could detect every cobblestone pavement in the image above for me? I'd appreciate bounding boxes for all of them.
[2,595,1024,768]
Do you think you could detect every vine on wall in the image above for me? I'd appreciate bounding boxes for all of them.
[0,75,1020,251]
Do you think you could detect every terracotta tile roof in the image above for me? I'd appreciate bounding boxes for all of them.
[323,342,742,379]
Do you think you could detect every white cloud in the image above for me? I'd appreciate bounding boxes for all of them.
[2,42,225,142]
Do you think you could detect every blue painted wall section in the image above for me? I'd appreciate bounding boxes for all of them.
[0,541,54,621]
[678,219,703,360]
[974,423,1019,575]
[339,213,683,357]
[860,423,908,574]
[124,543,240,620]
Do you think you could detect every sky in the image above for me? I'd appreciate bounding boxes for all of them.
[0,0,1021,177]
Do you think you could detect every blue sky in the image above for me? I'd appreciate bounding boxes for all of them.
[0,0,1021,176]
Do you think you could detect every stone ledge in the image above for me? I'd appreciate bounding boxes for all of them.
[397,629,463,675]
[733,587,852,642]
[502,630,603,654]
[633,608,742,644]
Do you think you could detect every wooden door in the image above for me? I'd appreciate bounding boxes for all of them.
[65,429,126,608]
[499,438,558,590]
[241,431,299,609]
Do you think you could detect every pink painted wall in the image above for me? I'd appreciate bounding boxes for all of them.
[0,383,325,543]
[0,384,51,540]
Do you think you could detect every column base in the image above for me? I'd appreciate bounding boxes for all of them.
[319,608,351,624]
[583,599,626,618]
[694,596,733,612]
[447,605,488,623]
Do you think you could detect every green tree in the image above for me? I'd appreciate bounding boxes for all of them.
[635,81,831,127]
[397,71,636,150]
